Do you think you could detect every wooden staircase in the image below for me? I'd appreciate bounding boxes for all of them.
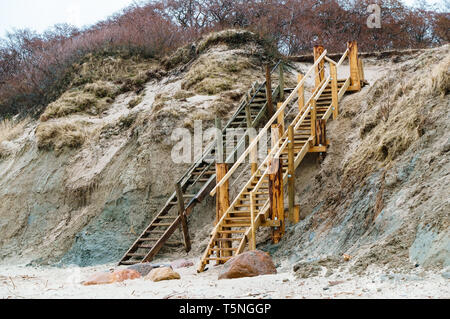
[119,62,292,265]
[198,43,366,272]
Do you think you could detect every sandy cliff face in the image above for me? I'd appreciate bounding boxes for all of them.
[0,33,448,273]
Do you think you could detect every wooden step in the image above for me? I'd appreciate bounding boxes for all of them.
[215,238,243,242]
[147,230,166,234]
[222,223,251,227]
[218,230,246,234]
[127,253,146,257]
[120,260,140,265]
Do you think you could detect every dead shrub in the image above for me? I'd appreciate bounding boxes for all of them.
[40,90,112,121]
[85,81,120,98]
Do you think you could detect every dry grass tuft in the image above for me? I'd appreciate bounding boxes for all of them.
[0,118,30,158]
[196,29,268,57]
[181,54,255,95]
[428,54,450,97]
[36,121,90,154]
[0,118,29,144]
[162,29,270,71]
[40,89,112,121]
[85,81,120,98]
[152,93,170,113]
[71,54,157,88]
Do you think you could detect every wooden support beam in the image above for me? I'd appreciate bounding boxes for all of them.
[215,163,231,260]
[175,182,191,252]
[315,119,327,147]
[298,74,304,111]
[309,145,328,153]
[277,102,284,133]
[314,45,325,88]
[250,192,256,251]
[216,115,229,260]
[288,125,295,223]
[215,164,230,224]
[269,157,284,244]
[293,205,301,224]
[279,62,285,101]
[265,64,274,118]
[330,63,339,120]
[348,41,361,91]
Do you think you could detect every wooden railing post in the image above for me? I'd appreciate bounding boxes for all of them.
[269,157,284,244]
[316,119,327,147]
[279,62,285,101]
[298,74,304,111]
[314,45,325,88]
[348,41,361,91]
[288,125,295,223]
[265,64,274,118]
[330,63,339,119]
[175,182,191,252]
[215,164,230,225]
[250,192,256,251]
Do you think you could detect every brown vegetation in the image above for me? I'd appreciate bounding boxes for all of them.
[0,0,448,118]
[35,121,91,154]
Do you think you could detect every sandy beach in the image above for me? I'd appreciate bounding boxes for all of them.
[1,258,448,299]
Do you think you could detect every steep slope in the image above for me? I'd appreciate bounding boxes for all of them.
[0,30,293,266]
[267,45,449,275]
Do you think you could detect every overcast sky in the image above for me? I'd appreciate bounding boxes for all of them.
[0,0,447,39]
[0,0,136,38]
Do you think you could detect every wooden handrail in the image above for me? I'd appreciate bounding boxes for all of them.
[336,48,349,68]
[325,56,337,65]
[210,49,328,196]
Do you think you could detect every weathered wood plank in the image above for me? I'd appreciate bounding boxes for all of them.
[269,158,284,244]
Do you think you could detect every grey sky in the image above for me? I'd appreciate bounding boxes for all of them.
[0,0,447,39]
[0,0,135,38]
